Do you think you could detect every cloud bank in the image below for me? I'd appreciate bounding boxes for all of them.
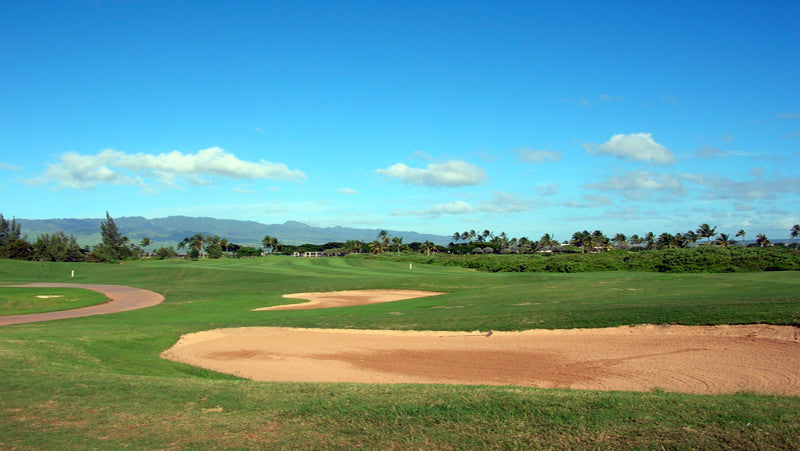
[34,147,306,189]
[515,148,562,163]
[587,170,684,200]
[376,160,487,187]
[398,192,531,217]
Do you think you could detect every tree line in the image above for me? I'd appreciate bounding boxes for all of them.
[0,212,264,262]
[0,212,135,262]
[2,211,799,263]
[448,223,800,254]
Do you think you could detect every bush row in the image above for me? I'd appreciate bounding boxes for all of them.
[355,246,800,273]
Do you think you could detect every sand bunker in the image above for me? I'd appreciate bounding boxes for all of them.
[252,289,446,311]
[162,324,800,396]
[167,289,800,395]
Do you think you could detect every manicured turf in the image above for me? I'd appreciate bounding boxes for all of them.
[1,257,799,448]
[0,287,109,315]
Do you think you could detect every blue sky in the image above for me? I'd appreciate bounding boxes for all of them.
[1,1,798,242]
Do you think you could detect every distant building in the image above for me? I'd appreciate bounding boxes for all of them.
[292,251,325,257]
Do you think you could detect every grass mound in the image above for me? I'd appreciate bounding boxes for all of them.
[0,287,109,316]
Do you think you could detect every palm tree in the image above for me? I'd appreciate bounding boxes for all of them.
[656,232,675,249]
[735,229,746,246]
[391,236,404,252]
[261,235,280,254]
[538,233,557,251]
[591,230,608,251]
[179,233,210,258]
[368,240,384,254]
[685,230,699,246]
[674,232,690,248]
[571,230,593,253]
[492,231,509,250]
[611,233,627,249]
[696,223,717,244]
[344,240,365,254]
[452,232,462,243]
[644,232,655,249]
[714,233,733,247]
[369,231,390,254]
[421,240,436,256]
[517,237,533,253]
[755,233,770,247]
[481,230,493,241]
[791,225,800,248]
[378,230,391,248]
[139,237,151,257]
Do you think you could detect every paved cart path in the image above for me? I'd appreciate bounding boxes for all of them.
[0,283,165,326]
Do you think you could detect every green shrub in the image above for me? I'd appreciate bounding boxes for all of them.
[350,246,800,274]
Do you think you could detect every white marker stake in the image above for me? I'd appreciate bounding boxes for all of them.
[70,270,75,278]
[409,263,413,270]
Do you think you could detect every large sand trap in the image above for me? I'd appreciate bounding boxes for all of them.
[252,289,446,311]
[162,324,800,396]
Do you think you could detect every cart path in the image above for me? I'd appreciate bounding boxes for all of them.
[0,283,165,326]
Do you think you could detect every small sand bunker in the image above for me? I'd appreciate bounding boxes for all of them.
[252,289,446,311]
[162,324,800,396]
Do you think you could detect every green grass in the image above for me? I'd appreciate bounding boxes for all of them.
[1,257,799,449]
[0,287,109,315]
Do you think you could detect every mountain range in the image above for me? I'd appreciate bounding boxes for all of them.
[15,216,452,248]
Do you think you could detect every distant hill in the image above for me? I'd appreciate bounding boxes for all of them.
[15,216,452,248]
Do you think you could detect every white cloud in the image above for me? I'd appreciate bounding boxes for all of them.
[376,160,487,187]
[587,170,684,200]
[537,184,559,196]
[696,146,728,159]
[577,94,622,107]
[599,94,623,102]
[695,146,752,159]
[408,201,475,216]
[680,173,800,200]
[337,188,358,195]
[584,133,675,164]
[34,147,306,190]
[515,148,562,164]
[38,153,134,189]
[399,192,531,217]
[661,94,680,106]
[1,162,22,170]
[586,195,612,206]
[478,192,532,213]
[565,195,612,208]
